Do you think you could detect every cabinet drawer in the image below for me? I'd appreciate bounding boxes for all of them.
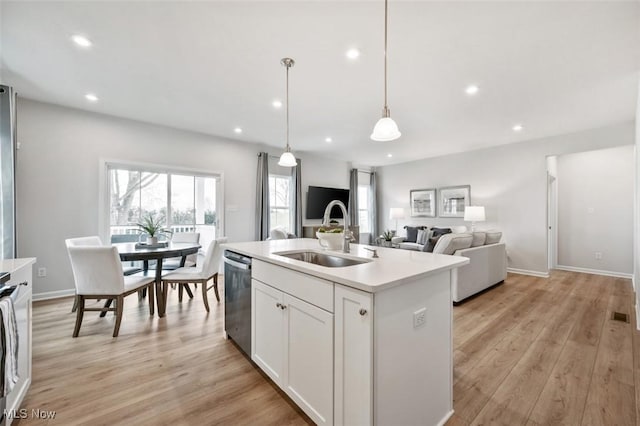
[253,260,334,313]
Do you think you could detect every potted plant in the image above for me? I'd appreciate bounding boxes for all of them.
[136,213,171,245]
[380,229,394,247]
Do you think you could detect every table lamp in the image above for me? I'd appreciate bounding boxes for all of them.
[389,208,405,235]
[464,206,485,232]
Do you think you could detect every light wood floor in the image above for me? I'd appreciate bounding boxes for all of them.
[16,271,640,425]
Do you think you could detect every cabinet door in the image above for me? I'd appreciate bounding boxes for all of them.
[251,279,285,385]
[283,294,334,426]
[334,285,373,426]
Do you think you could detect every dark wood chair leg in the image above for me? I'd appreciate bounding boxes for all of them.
[201,281,210,312]
[178,283,184,302]
[148,283,155,316]
[71,294,78,312]
[73,296,85,337]
[184,284,194,299]
[113,295,124,337]
[212,273,220,302]
[100,299,113,318]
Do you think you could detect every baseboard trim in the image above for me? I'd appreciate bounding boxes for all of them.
[33,288,75,301]
[437,410,454,426]
[507,268,549,278]
[636,302,640,331]
[555,265,633,279]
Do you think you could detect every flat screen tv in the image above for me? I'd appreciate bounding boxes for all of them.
[306,186,350,220]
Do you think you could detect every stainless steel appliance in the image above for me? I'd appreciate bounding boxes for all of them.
[223,250,252,356]
[0,85,17,260]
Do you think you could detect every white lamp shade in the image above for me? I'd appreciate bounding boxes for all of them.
[389,207,405,220]
[370,117,401,142]
[278,151,297,167]
[464,206,486,222]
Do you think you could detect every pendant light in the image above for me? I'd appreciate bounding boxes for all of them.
[278,57,297,167]
[370,0,401,142]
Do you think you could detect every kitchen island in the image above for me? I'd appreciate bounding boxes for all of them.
[223,239,468,426]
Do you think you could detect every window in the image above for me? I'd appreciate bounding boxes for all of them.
[269,174,292,232]
[106,163,220,249]
[357,171,372,234]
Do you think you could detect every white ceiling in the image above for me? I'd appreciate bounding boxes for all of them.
[1,1,639,166]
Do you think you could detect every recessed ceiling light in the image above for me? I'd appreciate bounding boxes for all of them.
[272,100,282,109]
[346,48,360,60]
[512,124,524,132]
[325,137,332,143]
[234,127,243,134]
[465,85,479,95]
[387,153,393,158]
[71,35,92,48]
[85,93,99,102]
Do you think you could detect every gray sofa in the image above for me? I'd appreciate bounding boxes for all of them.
[394,226,507,303]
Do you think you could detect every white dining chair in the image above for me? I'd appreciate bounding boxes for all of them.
[65,236,103,313]
[163,232,200,270]
[161,237,227,312]
[67,245,156,337]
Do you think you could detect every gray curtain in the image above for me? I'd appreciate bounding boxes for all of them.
[256,152,270,241]
[348,168,359,227]
[292,158,303,237]
[369,170,378,244]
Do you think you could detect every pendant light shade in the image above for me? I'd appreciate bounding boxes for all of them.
[371,0,400,142]
[278,57,297,167]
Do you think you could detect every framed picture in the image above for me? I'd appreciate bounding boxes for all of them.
[410,189,436,217]
[438,185,470,218]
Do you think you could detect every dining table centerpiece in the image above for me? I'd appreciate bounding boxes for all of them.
[136,213,171,245]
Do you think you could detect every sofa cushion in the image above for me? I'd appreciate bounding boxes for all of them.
[471,232,486,247]
[485,231,502,245]
[404,226,426,243]
[431,227,452,237]
[449,226,468,234]
[422,235,442,253]
[432,233,473,255]
[416,229,429,245]
[398,242,422,251]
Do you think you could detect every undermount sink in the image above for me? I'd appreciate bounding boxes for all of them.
[274,251,371,268]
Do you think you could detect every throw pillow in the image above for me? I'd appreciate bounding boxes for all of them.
[485,231,502,244]
[422,235,442,253]
[471,232,486,247]
[416,229,428,245]
[404,226,426,243]
[431,227,452,237]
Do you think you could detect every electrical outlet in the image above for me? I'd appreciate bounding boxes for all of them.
[37,267,47,277]
[413,308,426,328]
[595,252,602,260]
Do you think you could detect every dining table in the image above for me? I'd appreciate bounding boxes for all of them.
[113,242,201,317]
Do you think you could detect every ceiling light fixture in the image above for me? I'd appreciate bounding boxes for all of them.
[387,153,393,158]
[512,124,523,132]
[85,93,99,102]
[465,85,479,95]
[371,0,401,142]
[325,137,333,143]
[272,100,282,109]
[71,35,92,48]
[278,58,297,167]
[234,127,243,134]
[346,48,360,60]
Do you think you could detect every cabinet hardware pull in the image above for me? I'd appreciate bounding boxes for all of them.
[359,309,367,316]
[281,305,287,310]
[276,303,282,308]
[19,281,28,286]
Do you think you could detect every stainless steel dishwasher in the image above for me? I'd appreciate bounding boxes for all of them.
[223,250,252,356]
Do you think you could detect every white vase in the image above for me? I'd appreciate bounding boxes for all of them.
[147,236,158,245]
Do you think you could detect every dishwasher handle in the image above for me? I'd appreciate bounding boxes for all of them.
[224,257,251,270]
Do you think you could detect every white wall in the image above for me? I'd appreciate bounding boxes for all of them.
[377,122,635,276]
[16,99,349,297]
[556,146,634,275]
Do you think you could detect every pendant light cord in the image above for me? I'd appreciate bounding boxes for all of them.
[384,0,388,112]
[286,62,290,151]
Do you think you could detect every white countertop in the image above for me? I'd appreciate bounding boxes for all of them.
[222,239,469,293]
[0,258,36,275]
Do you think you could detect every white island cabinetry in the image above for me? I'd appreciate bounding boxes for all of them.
[227,239,468,426]
[251,260,334,426]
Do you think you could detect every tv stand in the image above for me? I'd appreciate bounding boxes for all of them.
[302,225,360,239]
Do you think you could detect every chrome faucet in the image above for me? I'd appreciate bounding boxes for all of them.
[322,200,351,253]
